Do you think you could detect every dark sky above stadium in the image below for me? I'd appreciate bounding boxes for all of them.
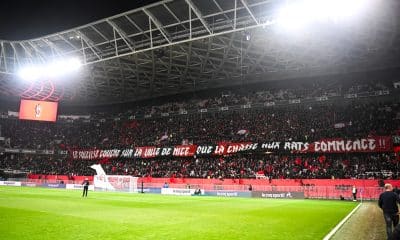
[0,0,160,40]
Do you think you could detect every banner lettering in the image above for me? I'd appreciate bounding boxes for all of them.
[69,136,393,160]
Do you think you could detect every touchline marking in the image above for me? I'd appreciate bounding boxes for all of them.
[322,202,362,240]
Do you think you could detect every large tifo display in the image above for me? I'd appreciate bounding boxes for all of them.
[19,99,58,122]
[91,164,138,192]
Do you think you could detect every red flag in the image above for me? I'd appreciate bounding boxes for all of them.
[295,157,302,165]
[99,157,110,165]
[125,120,138,129]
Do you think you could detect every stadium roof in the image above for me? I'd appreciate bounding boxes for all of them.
[0,0,399,104]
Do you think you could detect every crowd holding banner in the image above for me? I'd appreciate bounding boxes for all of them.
[70,136,393,160]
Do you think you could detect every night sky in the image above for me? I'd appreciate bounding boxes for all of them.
[0,0,160,40]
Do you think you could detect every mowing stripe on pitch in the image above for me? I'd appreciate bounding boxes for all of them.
[322,202,362,240]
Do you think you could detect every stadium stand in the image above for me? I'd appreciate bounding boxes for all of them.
[0,77,399,180]
[2,152,396,180]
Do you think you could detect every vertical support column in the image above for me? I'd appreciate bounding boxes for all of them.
[0,42,3,70]
[189,4,192,39]
[113,28,118,56]
[234,0,237,30]
[80,34,87,64]
[10,43,19,70]
[149,17,153,48]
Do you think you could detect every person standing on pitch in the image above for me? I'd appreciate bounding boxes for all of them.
[82,178,89,197]
[352,185,357,201]
[379,183,400,240]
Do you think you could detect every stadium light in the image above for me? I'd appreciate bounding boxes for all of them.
[276,0,372,30]
[17,66,43,81]
[18,57,82,81]
[245,33,251,41]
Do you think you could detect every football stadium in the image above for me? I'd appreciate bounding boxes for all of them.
[0,0,400,239]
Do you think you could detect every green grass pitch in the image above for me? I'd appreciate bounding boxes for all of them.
[0,186,357,240]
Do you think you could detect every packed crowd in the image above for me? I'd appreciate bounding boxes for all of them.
[0,152,398,180]
[0,101,398,149]
[0,77,398,180]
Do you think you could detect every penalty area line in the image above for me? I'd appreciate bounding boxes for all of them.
[322,202,362,240]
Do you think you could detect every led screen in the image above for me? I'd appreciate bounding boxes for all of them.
[19,100,58,122]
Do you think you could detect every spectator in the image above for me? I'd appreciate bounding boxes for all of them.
[379,184,400,240]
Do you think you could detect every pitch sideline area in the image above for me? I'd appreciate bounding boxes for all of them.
[0,186,358,240]
[331,202,386,240]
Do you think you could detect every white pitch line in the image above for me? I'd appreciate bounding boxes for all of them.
[322,202,362,240]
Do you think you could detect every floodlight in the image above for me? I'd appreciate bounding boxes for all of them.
[18,57,82,80]
[17,66,42,81]
[65,58,82,71]
[276,2,311,31]
[46,58,81,77]
[276,0,372,30]
[47,60,67,77]
[245,33,251,41]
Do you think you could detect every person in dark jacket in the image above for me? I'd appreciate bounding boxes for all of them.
[392,224,400,240]
[82,178,89,197]
[379,184,400,240]
[352,185,358,201]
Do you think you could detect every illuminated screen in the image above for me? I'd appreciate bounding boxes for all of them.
[19,100,58,122]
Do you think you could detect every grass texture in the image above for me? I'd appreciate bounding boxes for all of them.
[0,186,357,240]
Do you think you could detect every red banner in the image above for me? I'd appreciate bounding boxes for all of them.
[69,136,394,160]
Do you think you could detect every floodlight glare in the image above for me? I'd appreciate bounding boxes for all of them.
[276,0,372,30]
[64,58,82,71]
[276,2,310,31]
[18,57,82,80]
[17,66,42,81]
[47,60,67,77]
